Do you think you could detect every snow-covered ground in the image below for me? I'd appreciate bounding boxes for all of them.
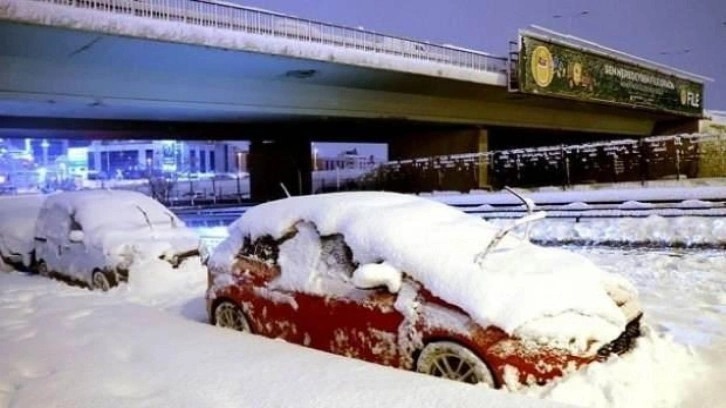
[1,182,724,407]
[527,247,725,407]
[0,268,560,408]
[1,243,724,407]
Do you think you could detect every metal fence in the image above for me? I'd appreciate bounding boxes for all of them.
[28,0,507,73]
[362,133,726,192]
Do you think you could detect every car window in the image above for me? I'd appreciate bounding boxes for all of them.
[239,235,279,263]
[238,229,298,265]
[319,234,356,282]
[69,213,83,232]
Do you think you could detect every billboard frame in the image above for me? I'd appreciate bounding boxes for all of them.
[515,26,708,118]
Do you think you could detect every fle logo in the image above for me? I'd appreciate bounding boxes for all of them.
[680,88,701,108]
[531,45,554,88]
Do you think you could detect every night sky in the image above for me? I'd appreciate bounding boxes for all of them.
[239,0,725,111]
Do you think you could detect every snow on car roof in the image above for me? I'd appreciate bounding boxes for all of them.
[42,189,180,231]
[220,192,628,348]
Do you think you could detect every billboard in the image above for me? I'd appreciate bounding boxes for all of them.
[518,35,704,117]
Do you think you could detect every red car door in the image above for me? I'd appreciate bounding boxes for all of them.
[230,256,307,344]
[297,284,405,368]
[291,233,406,367]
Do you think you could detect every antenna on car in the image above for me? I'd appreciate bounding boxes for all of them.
[474,186,546,265]
[280,182,292,198]
[504,186,535,215]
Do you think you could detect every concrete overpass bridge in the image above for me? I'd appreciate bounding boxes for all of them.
[0,0,709,200]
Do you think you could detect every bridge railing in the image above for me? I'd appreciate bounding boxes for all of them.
[29,0,508,73]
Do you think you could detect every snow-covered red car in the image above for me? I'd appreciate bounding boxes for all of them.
[33,190,205,290]
[206,192,642,387]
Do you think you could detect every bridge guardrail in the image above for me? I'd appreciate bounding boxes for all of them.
[28,0,507,74]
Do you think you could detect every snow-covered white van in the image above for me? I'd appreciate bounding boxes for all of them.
[33,190,204,290]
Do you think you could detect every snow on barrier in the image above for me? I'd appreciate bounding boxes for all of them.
[365,133,726,193]
[2,0,507,77]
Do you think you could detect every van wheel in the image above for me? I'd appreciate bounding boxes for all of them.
[91,270,115,291]
[37,260,50,277]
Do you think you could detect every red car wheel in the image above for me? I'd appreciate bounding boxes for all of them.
[416,341,495,387]
[213,300,251,332]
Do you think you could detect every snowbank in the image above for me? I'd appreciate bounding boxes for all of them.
[523,328,718,407]
[212,192,634,350]
[0,273,561,408]
[521,247,726,408]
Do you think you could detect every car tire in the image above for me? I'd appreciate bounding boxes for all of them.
[416,341,496,387]
[91,269,116,291]
[213,300,251,332]
[37,260,50,277]
[0,256,12,272]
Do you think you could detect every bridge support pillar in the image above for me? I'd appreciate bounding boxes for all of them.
[389,128,489,190]
[248,138,312,202]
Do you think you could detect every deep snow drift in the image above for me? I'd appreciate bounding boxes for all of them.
[1,245,724,407]
[0,272,560,408]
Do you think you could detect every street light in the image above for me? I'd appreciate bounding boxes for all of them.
[41,139,50,166]
[236,151,243,175]
[312,144,319,171]
[552,10,590,33]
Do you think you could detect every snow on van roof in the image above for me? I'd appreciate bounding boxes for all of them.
[43,189,179,231]
[220,192,629,348]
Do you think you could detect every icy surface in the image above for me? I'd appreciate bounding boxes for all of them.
[0,272,561,408]
[215,192,632,349]
[0,195,44,266]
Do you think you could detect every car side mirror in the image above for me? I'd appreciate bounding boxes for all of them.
[69,230,84,243]
[352,262,402,294]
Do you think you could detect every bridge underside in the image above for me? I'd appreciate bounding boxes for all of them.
[0,19,700,200]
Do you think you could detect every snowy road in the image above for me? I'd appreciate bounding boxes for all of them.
[1,247,724,407]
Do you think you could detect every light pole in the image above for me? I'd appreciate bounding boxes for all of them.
[236,151,243,175]
[41,139,50,167]
[312,145,319,171]
[235,151,242,200]
[552,10,589,33]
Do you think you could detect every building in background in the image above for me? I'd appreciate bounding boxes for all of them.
[314,148,381,172]
[86,140,248,179]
